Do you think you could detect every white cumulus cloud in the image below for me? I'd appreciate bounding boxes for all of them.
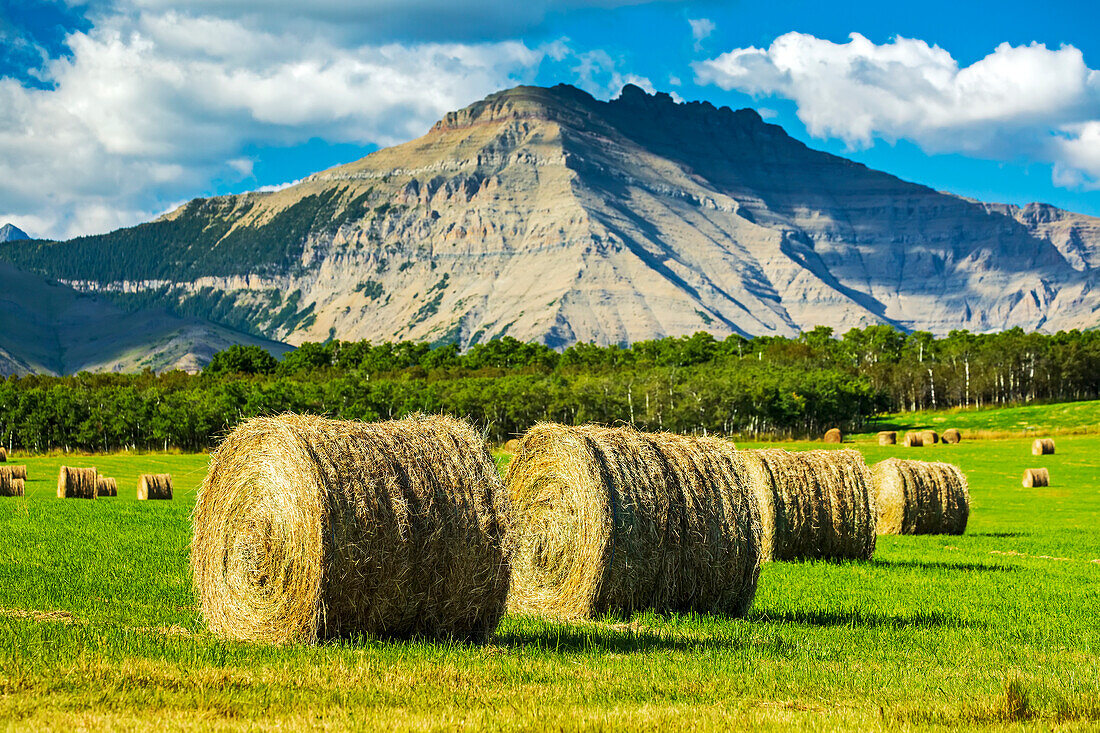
[694,32,1100,189]
[688,17,714,51]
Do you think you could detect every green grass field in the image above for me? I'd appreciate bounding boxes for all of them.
[1,417,1098,730]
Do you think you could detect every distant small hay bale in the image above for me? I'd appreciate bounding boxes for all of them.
[942,428,962,444]
[192,413,509,645]
[1022,468,1050,487]
[137,474,173,500]
[903,432,924,447]
[823,428,842,443]
[871,458,970,535]
[1032,438,1055,456]
[741,448,876,562]
[96,477,118,498]
[0,447,6,462]
[0,469,23,497]
[57,466,98,499]
[504,424,761,620]
[503,438,521,454]
[920,430,940,445]
[9,465,26,481]
[877,431,897,446]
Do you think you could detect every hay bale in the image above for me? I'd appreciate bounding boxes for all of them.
[57,466,97,499]
[96,477,118,498]
[1032,438,1055,456]
[137,474,173,500]
[11,478,24,497]
[192,413,509,645]
[9,465,26,481]
[920,430,940,445]
[503,438,521,454]
[0,469,22,497]
[741,448,876,562]
[823,428,842,443]
[0,447,6,461]
[1022,468,1050,487]
[903,432,924,447]
[877,431,897,446]
[942,428,961,444]
[871,458,970,535]
[503,424,761,620]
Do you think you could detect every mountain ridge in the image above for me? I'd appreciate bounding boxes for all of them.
[2,83,1099,369]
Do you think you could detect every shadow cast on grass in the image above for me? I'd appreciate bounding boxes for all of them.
[748,607,967,629]
[496,620,744,654]
[871,558,1018,573]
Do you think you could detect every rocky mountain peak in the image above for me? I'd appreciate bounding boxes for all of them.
[0,223,29,242]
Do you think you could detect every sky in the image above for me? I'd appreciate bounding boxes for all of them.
[2,0,1099,240]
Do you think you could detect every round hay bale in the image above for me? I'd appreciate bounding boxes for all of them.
[138,474,173,500]
[0,469,20,497]
[1022,468,1050,487]
[877,431,897,446]
[871,458,970,535]
[942,428,961,444]
[11,478,24,497]
[503,438,521,454]
[0,447,6,462]
[503,424,760,620]
[192,413,509,645]
[741,448,876,562]
[9,465,26,481]
[1032,438,1055,456]
[903,432,924,448]
[920,430,940,445]
[96,477,118,498]
[823,428,842,443]
[57,466,98,499]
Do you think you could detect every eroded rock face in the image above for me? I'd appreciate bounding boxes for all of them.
[20,84,1100,349]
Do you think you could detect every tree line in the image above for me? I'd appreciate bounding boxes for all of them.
[2,325,1098,453]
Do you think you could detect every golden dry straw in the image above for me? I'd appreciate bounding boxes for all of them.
[877,431,897,446]
[57,466,97,499]
[9,465,26,481]
[11,478,24,497]
[503,438,521,454]
[1032,438,1055,456]
[823,428,842,443]
[942,428,962,444]
[96,477,118,498]
[903,432,924,447]
[192,413,510,645]
[871,458,970,535]
[1022,467,1050,487]
[138,474,173,500]
[503,423,761,620]
[741,448,876,562]
[0,469,23,497]
[0,447,6,461]
[920,430,940,444]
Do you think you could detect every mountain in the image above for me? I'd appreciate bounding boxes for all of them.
[3,83,1100,358]
[0,224,29,242]
[0,261,291,375]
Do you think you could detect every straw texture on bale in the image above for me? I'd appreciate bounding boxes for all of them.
[942,428,962,444]
[877,431,897,446]
[57,466,97,499]
[192,413,509,645]
[0,470,23,497]
[920,430,940,444]
[741,449,876,562]
[138,474,173,500]
[871,458,970,535]
[0,447,6,461]
[1023,468,1050,487]
[503,424,761,620]
[503,438,521,454]
[96,477,118,498]
[903,432,924,447]
[823,428,842,443]
[9,465,26,481]
[1032,438,1056,456]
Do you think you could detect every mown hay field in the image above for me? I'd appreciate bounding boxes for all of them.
[0,428,1098,730]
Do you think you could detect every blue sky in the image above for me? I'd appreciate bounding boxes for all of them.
[1,0,1098,239]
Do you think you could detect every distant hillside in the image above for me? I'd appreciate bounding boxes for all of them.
[0,262,290,375]
[3,83,1100,358]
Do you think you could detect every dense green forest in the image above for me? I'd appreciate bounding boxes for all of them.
[1,325,1098,452]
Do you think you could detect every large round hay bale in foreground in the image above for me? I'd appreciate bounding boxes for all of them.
[9,465,26,481]
[903,432,924,447]
[504,424,761,620]
[57,467,97,499]
[1032,438,1055,456]
[877,431,897,446]
[942,428,961,444]
[137,474,173,500]
[871,458,969,535]
[193,413,509,645]
[741,449,876,562]
[96,477,118,498]
[1022,468,1050,487]
[823,428,842,443]
[920,430,940,445]
[0,470,23,497]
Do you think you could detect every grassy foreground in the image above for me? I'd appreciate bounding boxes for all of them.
[1,432,1098,730]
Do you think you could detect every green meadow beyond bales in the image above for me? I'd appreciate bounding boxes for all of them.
[0,405,1097,730]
